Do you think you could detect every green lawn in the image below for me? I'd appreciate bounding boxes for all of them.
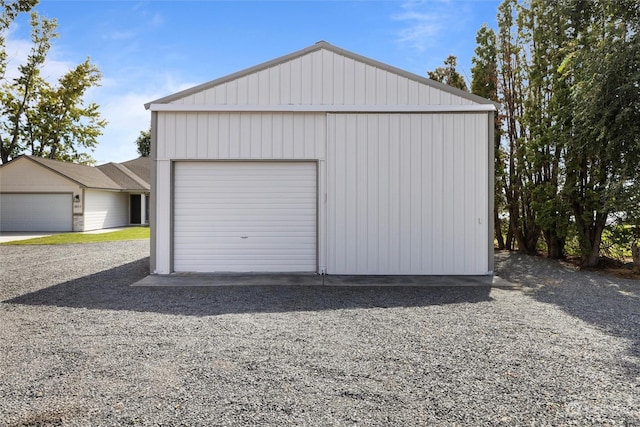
[2,227,150,245]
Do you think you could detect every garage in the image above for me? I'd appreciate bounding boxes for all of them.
[146,41,497,277]
[173,161,317,273]
[0,193,72,232]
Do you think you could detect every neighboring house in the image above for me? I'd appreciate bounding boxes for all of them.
[0,155,150,232]
[145,41,497,276]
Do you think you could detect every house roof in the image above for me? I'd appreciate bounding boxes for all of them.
[120,156,151,185]
[97,161,150,191]
[2,155,150,192]
[145,41,498,109]
[26,156,122,190]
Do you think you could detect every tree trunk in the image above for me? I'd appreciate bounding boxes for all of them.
[582,246,600,268]
[632,241,640,274]
[523,231,540,255]
[580,223,604,268]
[543,230,565,259]
[506,227,514,250]
[494,211,505,250]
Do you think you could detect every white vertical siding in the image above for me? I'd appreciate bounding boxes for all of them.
[170,49,474,107]
[327,113,489,275]
[83,190,128,231]
[156,112,326,161]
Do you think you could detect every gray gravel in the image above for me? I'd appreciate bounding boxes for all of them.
[0,242,639,426]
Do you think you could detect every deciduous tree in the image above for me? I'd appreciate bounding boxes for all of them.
[471,24,505,249]
[561,0,640,266]
[496,0,541,255]
[135,129,150,157]
[0,6,106,164]
[520,0,574,259]
[427,55,468,91]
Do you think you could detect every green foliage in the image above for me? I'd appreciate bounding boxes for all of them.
[600,226,637,261]
[488,0,640,265]
[496,0,542,255]
[25,58,106,163]
[471,25,498,101]
[0,0,38,77]
[559,1,640,265]
[427,55,468,91]
[0,7,106,164]
[471,24,506,248]
[135,129,150,157]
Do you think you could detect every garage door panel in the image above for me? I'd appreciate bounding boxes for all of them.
[183,209,315,217]
[174,162,317,273]
[175,237,316,246]
[0,194,72,232]
[176,252,316,259]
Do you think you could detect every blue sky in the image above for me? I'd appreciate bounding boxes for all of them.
[5,0,501,164]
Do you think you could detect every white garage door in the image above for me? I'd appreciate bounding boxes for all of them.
[0,193,72,231]
[174,162,317,273]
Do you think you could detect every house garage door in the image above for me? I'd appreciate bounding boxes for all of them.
[173,162,317,273]
[0,193,72,231]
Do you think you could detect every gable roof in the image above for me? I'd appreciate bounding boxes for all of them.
[120,156,151,185]
[26,156,121,190]
[1,155,150,192]
[145,41,497,110]
[97,161,150,191]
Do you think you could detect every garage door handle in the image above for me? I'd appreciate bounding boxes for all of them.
[240,236,248,239]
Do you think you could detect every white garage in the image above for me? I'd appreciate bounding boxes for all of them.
[0,193,72,232]
[146,41,497,277]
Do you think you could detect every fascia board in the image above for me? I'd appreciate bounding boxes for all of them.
[147,104,497,113]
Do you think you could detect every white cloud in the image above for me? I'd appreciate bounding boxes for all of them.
[91,92,154,164]
[90,75,199,164]
[104,30,136,41]
[2,28,198,164]
[392,0,468,52]
[395,12,443,51]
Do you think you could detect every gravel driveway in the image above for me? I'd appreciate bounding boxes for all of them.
[0,241,638,426]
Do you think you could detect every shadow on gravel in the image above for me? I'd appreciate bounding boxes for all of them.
[496,251,640,371]
[4,258,493,316]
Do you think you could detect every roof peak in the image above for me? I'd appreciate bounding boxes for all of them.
[145,41,496,109]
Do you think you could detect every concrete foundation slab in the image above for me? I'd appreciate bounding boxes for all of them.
[132,273,518,288]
